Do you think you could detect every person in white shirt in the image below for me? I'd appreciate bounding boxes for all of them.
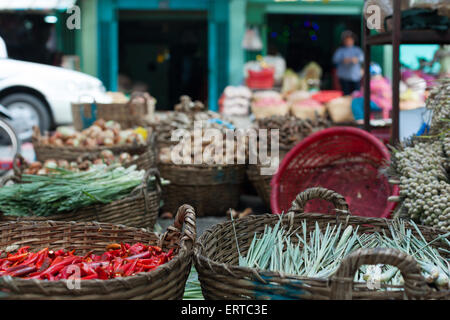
[0,35,8,58]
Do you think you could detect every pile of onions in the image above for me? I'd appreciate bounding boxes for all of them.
[24,150,138,175]
[39,119,146,148]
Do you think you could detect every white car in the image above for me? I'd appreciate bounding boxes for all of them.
[0,58,111,140]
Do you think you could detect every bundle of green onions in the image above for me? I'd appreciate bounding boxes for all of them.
[234,216,449,290]
[0,164,166,217]
[183,267,204,300]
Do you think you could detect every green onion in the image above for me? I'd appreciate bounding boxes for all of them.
[0,164,168,217]
[237,216,449,290]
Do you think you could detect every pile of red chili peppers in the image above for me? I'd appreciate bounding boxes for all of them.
[0,243,174,280]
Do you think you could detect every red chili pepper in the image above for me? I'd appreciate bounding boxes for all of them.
[5,264,31,273]
[136,263,157,270]
[7,266,36,277]
[124,259,138,277]
[82,250,94,260]
[95,266,109,280]
[49,256,65,267]
[6,252,28,262]
[126,251,151,261]
[17,246,30,255]
[81,273,98,280]
[128,243,145,255]
[54,249,65,257]
[39,256,80,277]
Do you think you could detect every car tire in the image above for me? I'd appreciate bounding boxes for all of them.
[0,93,51,133]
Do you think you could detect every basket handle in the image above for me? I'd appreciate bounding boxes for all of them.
[32,126,41,142]
[288,187,350,216]
[125,91,150,116]
[0,174,20,187]
[12,153,26,178]
[160,204,196,251]
[142,167,162,195]
[330,248,430,300]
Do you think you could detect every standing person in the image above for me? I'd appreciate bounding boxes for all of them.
[333,30,364,95]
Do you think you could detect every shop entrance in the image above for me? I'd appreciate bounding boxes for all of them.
[267,14,362,90]
[118,11,208,110]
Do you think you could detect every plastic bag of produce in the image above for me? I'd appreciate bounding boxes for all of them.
[281,69,300,95]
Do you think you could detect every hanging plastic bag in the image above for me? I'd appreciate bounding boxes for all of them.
[242,27,263,51]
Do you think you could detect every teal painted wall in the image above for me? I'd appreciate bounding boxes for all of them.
[228,0,247,86]
[97,0,118,91]
[208,0,229,110]
[400,45,440,72]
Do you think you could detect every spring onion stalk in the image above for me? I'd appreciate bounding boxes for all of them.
[183,267,204,300]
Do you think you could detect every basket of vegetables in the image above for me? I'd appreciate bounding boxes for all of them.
[156,104,246,216]
[71,91,156,131]
[0,165,165,229]
[0,204,196,299]
[32,119,156,170]
[194,187,449,300]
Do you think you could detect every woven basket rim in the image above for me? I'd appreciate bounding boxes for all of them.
[32,142,148,152]
[159,163,245,170]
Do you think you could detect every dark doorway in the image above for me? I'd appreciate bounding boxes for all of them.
[267,14,362,90]
[118,11,208,110]
[0,12,60,65]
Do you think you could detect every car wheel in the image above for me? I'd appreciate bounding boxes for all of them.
[0,93,51,141]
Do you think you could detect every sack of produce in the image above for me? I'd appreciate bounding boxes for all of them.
[251,91,289,119]
[290,98,326,120]
[286,90,311,104]
[220,86,252,116]
[71,91,156,131]
[0,205,196,299]
[32,119,156,169]
[326,96,354,123]
[195,187,449,300]
[0,165,165,229]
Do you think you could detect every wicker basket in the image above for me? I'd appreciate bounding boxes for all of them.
[159,163,245,217]
[0,205,196,299]
[194,187,449,300]
[71,92,156,131]
[0,168,162,230]
[32,128,156,170]
[245,146,291,209]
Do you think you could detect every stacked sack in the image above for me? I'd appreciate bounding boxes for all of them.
[220,86,252,116]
